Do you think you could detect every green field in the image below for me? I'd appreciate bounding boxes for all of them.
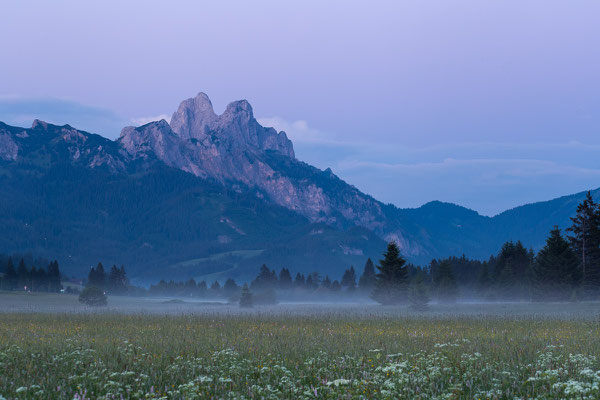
[1,293,600,399]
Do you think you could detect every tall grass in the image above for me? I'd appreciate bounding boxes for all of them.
[1,310,600,399]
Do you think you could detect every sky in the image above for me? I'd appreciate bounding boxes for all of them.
[1,0,599,216]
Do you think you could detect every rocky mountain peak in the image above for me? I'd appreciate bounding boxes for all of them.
[31,119,50,131]
[170,92,217,140]
[167,92,294,158]
[223,99,253,119]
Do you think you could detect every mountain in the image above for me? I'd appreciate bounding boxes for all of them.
[0,92,597,282]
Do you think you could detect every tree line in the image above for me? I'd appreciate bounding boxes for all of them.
[3,192,599,305]
[0,256,62,293]
[145,192,600,305]
[370,191,600,306]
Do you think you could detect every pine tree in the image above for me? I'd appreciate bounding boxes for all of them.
[197,280,208,296]
[492,241,531,299]
[408,275,430,311]
[224,278,238,295]
[567,191,600,299]
[341,266,357,289]
[331,280,342,291]
[477,263,491,298]
[88,263,107,289]
[5,258,17,291]
[294,273,305,289]
[435,260,458,303]
[322,275,332,289]
[533,226,581,301]
[184,278,197,297]
[95,263,106,290]
[30,266,48,292]
[239,283,253,308]
[47,260,61,293]
[119,265,127,288]
[108,265,122,294]
[278,268,293,290]
[252,264,277,290]
[371,242,409,305]
[358,258,377,291]
[17,258,29,291]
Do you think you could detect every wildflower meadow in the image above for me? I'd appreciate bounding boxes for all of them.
[1,296,600,399]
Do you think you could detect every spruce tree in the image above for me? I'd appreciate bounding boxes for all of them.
[239,283,253,308]
[294,273,305,289]
[224,278,238,295]
[108,265,121,294]
[358,258,377,291]
[95,263,106,290]
[477,263,491,298]
[119,266,127,289]
[371,242,409,305]
[47,261,61,293]
[408,275,430,311]
[309,272,321,288]
[5,258,17,291]
[184,278,197,297]
[17,258,29,290]
[492,241,531,299]
[567,191,600,299]
[341,266,356,289]
[278,268,293,290]
[331,280,342,291]
[435,260,458,303]
[197,280,208,296]
[252,264,277,290]
[533,226,581,301]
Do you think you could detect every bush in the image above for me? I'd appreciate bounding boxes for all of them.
[79,286,107,306]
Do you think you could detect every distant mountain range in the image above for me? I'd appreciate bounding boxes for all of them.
[0,92,597,283]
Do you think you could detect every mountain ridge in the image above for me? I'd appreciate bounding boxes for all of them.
[0,92,598,280]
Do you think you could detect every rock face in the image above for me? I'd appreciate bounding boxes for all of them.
[169,92,294,158]
[118,93,412,252]
[0,129,18,161]
[0,120,126,172]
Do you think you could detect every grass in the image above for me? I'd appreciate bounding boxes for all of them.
[163,249,265,281]
[1,293,600,399]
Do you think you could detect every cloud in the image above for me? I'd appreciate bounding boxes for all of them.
[130,114,171,126]
[335,157,600,216]
[0,97,128,139]
[255,116,600,215]
[338,158,600,177]
[257,116,346,145]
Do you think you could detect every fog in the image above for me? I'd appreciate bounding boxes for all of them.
[2,292,598,321]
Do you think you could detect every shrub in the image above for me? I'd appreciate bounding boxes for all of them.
[79,286,107,306]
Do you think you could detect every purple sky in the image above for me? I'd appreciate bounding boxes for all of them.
[1,0,599,215]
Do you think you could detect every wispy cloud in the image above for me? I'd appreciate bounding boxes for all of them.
[130,114,171,126]
[337,158,600,177]
[257,116,349,146]
[256,116,600,215]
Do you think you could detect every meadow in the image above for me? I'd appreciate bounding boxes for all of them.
[1,292,600,399]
